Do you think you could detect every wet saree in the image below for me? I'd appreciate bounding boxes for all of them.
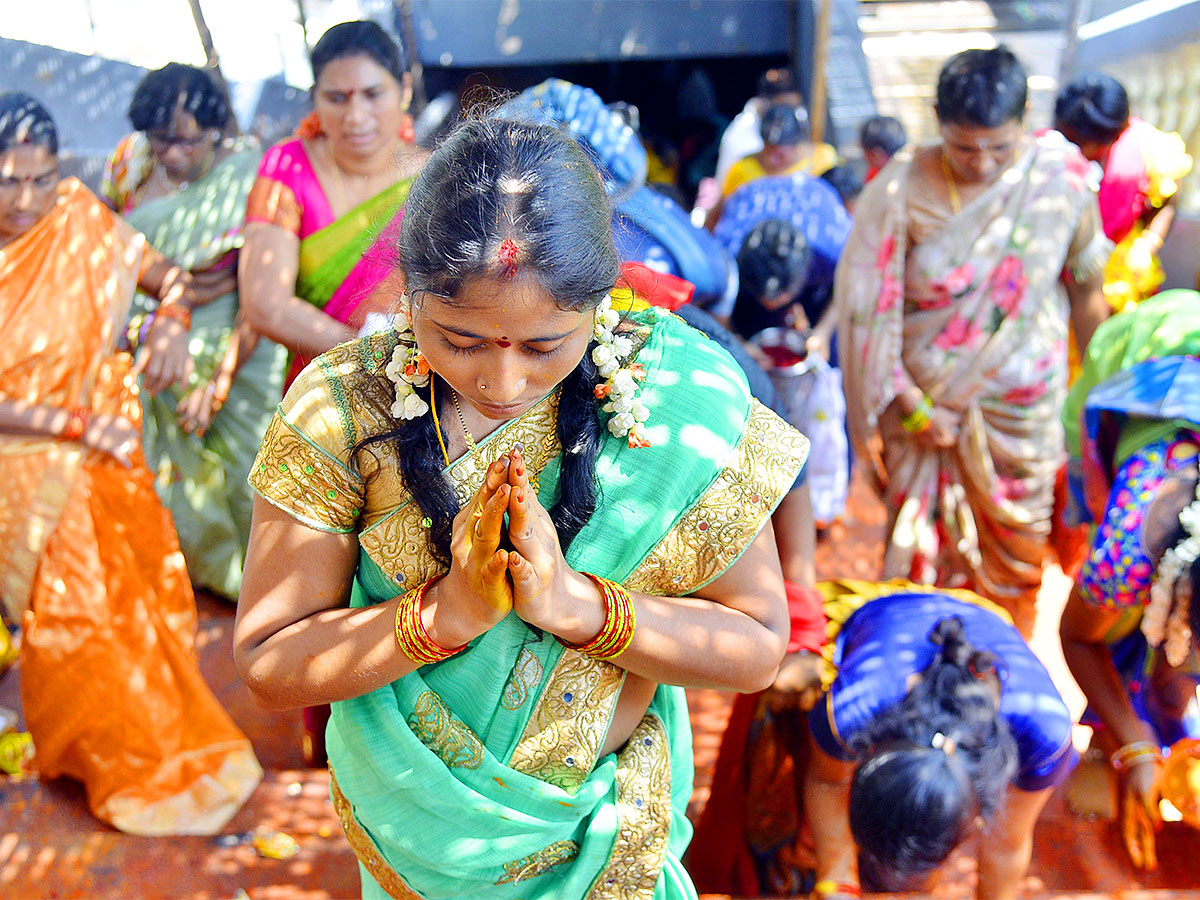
[836,132,1111,631]
[245,137,414,390]
[249,307,809,899]
[108,135,287,599]
[0,179,261,833]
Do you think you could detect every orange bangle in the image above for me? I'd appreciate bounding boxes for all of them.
[156,303,192,330]
[207,380,230,412]
[394,575,467,665]
[60,406,91,441]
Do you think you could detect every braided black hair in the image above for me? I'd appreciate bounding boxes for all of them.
[847,615,1018,888]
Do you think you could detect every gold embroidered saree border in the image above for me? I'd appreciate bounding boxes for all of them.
[249,415,364,533]
[330,770,428,900]
[586,714,673,900]
[330,770,585,896]
[332,711,673,900]
[507,649,625,792]
[625,401,809,595]
[408,690,486,769]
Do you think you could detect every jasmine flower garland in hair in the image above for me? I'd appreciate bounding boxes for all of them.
[384,294,431,420]
[1145,483,1200,666]
[591,293,651,448]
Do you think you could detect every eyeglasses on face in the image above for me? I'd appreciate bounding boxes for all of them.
[146,132,212,151]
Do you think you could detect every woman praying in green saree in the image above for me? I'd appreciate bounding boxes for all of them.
[234,115,808,899]
[240,20,427,393]
[104,63,286,600]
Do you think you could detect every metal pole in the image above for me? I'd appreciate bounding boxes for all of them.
[295,0,310,49]
[394,0,427,113]
[809,0,834,145]
[1059,0,1094,81]
[185,0,239,134]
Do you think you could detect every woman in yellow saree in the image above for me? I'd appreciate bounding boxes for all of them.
[0,93,260,834]
[836,48,1111,635]
[240,20,426,393]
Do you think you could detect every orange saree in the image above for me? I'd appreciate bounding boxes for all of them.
[0,178,261,834]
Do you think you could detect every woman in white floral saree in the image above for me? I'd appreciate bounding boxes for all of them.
[836,47,1111,634]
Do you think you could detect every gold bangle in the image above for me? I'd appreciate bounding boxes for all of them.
[208,380,230,413]
[1111,740,1161,772]
[813,879,862,898]
[394,575,466,665]
[558,573,636,661]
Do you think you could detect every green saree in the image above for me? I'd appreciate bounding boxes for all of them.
[250,307,808,899]
[124,146,287,599]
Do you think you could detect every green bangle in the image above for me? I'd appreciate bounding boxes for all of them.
[900,396,933,434]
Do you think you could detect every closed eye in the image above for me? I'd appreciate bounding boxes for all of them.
[522,343,565,358]
[443,337,485,356]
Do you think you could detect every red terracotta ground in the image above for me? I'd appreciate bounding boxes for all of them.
[2,472,1198,899]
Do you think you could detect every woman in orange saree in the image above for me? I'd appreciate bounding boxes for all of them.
[0,93,261,834]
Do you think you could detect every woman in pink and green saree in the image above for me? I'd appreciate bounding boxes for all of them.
[239,20,426,393]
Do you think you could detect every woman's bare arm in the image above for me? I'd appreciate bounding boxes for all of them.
[1065,269,1108,356]
[977,785,1051,899]
[238,222,356,358]
[1059,585,1156,748]
[804,733,860,892]
[234,498,430,709]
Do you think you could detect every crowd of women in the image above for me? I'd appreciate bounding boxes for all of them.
[1,18,1198,900]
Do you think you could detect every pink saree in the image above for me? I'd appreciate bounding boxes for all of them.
[245,138,413,389]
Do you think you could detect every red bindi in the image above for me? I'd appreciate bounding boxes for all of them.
[495,337,512,348]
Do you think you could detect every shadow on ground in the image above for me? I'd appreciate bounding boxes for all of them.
[2,472,1198,898]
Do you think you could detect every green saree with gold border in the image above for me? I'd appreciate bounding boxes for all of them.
[250,307,808,899]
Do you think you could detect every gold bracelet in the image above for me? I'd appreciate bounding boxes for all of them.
[558,573,636,661]
[813,879,862,898]
[1111,740,1161,772]
[394,575,466,665]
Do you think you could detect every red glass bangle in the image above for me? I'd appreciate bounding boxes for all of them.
[60,406,91,442]
[156,302,192,330]
[558,573,636,661]
[394,575,467,665]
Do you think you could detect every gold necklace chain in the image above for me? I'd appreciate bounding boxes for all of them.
[451,390,483,465]
[326,140,349,216]
[940,147,962,215]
